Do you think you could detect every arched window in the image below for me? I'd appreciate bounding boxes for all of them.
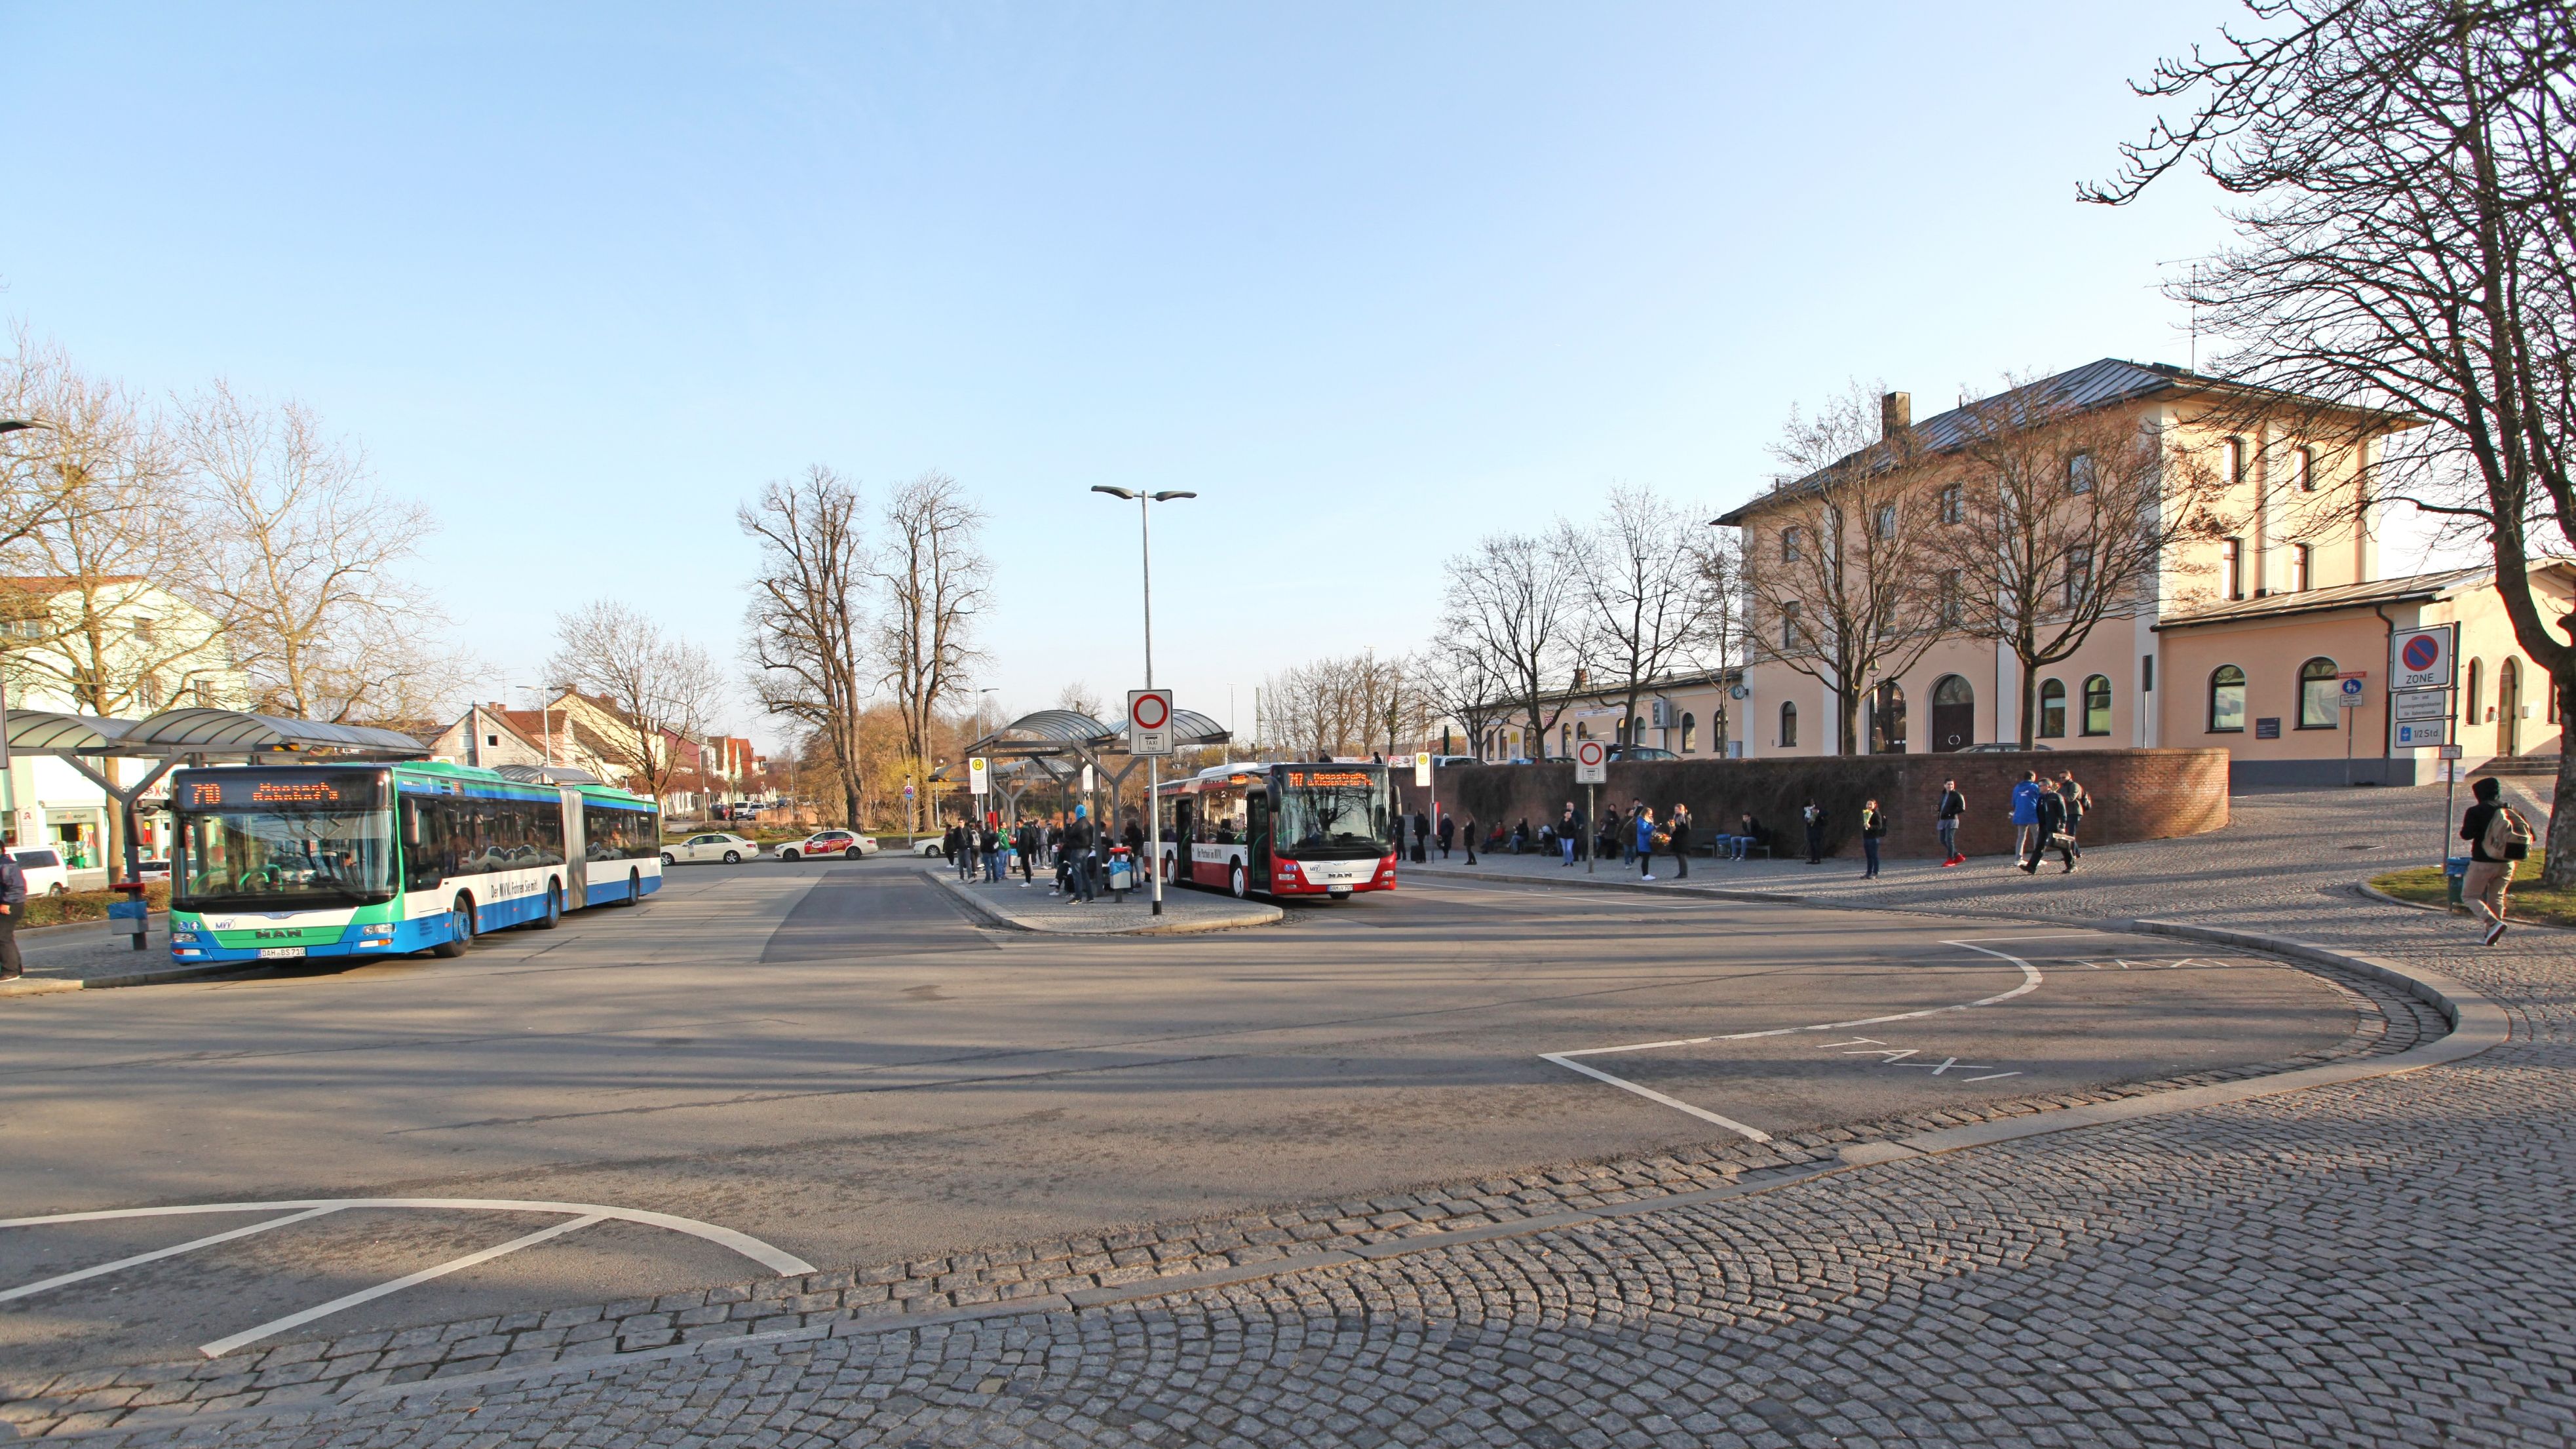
[1870,681,1908,753]
[2082,675,2112,736]
[1780,701,1799,748]
[2299,657,2340,729]
[2209,665,2247,733]
[2467,658,2484,722]
[2038,678,2067,738]
[1680,712,1697,752]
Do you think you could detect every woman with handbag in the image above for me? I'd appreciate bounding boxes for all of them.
[2461,777,2530,945]
[1634,806,1660,881]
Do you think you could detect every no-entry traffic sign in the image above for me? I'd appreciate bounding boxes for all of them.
[1127,689,1175,756]
[1575,739,1607,784]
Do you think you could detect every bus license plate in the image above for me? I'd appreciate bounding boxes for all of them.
[258,946,306,959]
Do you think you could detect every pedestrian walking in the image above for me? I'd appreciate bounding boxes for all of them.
[2056,771,2090,864]
[1559,802,1583,866]
[2022,785,2076,873]
[0,847,22,981]
[1859,799,1886,878]
[1935,779,1966,866]
[1634,805,1660,880]
[1436,813,1455,860]
[1664,803,1692,878]
[1016,820,1039,885]
[1463,813,1478,866]
[2009,771,2044,866]
[1801,800,1826,864]
[2461,777,2531,945]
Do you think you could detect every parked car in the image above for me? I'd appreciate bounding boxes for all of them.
[661,832,763,866]
[778,829,879,861]
[915,837,949,858]
[1607,746,1678,761]
[135,858,172,883]
[7,847,71,898]
[1960,741,2054,752]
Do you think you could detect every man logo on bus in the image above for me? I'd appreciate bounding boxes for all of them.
[2402,634,2441,672]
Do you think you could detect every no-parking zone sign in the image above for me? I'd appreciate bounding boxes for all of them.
[2390,625,2456,692]
[1574,739,1607,784]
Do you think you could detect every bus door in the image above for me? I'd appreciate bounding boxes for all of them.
[1246,787,1272,891]
[560,787,588,908]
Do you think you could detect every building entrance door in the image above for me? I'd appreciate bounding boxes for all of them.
[1930,674,1974,752]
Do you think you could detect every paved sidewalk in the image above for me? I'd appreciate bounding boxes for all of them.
[0,916,234,999]
[14,785,2573,1448]
[920,862,1282,934]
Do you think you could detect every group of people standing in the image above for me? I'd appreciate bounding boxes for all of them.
[942,807,1151,904]
[1537,799,1698,879]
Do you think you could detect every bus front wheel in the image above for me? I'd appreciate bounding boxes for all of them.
[1229,864,1247,899]
[431,893,476,957]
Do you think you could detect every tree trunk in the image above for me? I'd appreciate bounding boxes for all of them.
[1836,687,1861,757]
[2546,689,2576,888]
[2017,651,2039,749]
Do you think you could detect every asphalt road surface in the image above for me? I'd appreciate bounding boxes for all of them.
[0,859,2364,1376]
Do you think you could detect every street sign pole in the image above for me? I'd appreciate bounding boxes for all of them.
[1574,740,1608,873]
[1127,687,1175,915]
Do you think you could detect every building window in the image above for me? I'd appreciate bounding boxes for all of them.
[1870,681,1908,754]
[191,679,216,707]
[1780,701,1798,748]
[136,674,164,710]
[2223,538,2244,600]
[1873,503,1898,540]
[1681,712,1697,752]
[2065,547,2093,608]
[487,733,501,748]
[2069,452,2095,493]
[2292,543,2312,592]
[1780,600,1800,651]
[2295,445,2316,492]
[2082,675,2112,736]
[1939,484,1963,524]
[2467,658,2484,722]
[2299,657,2341,729]
[2038,678,2067,738]
[2210,665,2248,733]
[2226,436,2247,485]
[1780,526,1803,562]
[1940,570,1964,627]
[134,617,157,645]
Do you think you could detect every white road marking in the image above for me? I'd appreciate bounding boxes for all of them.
[0,1205,345,1306]
[1538,940,2047,1140]
[197,1214,609,1358]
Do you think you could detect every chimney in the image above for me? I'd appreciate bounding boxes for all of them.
[1881,391,1912,440]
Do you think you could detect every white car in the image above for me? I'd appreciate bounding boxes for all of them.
[660,832,763,866]
[915,838,948,858]
[8,847,71,898]
[777,830,879,861]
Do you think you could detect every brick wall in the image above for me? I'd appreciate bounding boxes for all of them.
[1420,748,2229,859]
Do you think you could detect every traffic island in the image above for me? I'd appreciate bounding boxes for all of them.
[919,863,1281,935]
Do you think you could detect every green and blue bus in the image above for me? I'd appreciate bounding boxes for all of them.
[166,761,663,965]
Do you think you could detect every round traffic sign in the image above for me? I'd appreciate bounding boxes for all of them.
[2341,676,2365,697]
[1575,740,1607,767]
[2402,635,2440,671]
[1132,692,1170,730]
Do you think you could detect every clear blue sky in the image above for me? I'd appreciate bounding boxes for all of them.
[8,2,2426,748]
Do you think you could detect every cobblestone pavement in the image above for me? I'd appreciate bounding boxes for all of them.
[9,786,2570,1447]
[0,918,222,997]
[919,862,1280,934]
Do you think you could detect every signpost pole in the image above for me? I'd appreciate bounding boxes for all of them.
[1585,784,1595,874]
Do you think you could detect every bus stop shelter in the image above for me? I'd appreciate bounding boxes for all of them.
[957,707,1231,827]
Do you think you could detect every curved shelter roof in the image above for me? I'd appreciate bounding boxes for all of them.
[991,710,1111,743]
[115,709,425,755]
[3,711,133,754]
[1096,708,1230,748]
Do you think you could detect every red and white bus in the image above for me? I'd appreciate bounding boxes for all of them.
[1155,762,1398,900]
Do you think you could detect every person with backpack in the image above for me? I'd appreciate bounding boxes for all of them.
[1859,798,1887,879]
[2461,777,2529,945]
[1634,805,1660,880]
[979,823,1002,884]
[1935,779,1967,867]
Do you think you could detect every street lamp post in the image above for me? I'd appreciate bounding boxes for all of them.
[1092,485,1196,915]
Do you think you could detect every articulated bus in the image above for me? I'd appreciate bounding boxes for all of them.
[1154,762,1398,900]
[166,761,663,965]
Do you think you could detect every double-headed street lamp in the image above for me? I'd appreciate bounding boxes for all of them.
[1092,485,1196,914]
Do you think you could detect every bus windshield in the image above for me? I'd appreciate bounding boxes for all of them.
[1272,767,1393,858]
[178,803,396,909]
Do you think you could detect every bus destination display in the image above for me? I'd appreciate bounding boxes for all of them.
[1285,770,1374,788]
[177,772,383,810]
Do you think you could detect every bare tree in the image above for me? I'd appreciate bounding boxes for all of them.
[1918,383,2228,745]
[872,472,991,817]
[2088,0,2576,878]
[1411,639,1512,758]
[1567,486,1731,750]
[183,381,464,724]
[547,602,724,805]
[0,331,120,562]
[1696,528,1746,752]
[1054,682,1104,718]
[1440,531,1581,759]
[740,467,872,832]
[1740,384,1944,754]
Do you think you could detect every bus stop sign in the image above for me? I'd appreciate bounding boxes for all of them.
[1574,739,1607,784]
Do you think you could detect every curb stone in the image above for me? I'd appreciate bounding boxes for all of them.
[919,864,1280,936]
[0,961,248,1001]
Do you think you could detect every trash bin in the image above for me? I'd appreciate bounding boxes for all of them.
[1107,846,1134,897]
[2444,855,2470,908]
